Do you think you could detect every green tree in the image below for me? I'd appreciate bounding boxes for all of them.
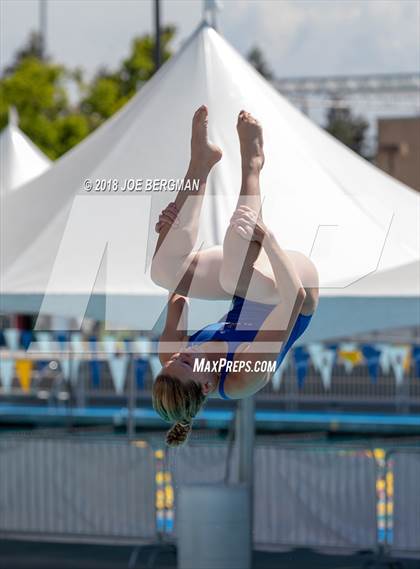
[121,25,175,93]
[80,72,127,127]
[0,55,90,159]
[81,26,176,123]
[5,31,45,72]
[247,46,273,80]
[325,103,369,158]
[1,26,176,159]
[0,30,89,159]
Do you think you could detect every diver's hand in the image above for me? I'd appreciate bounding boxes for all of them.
[229,205,268,244]
[155,202,180,233]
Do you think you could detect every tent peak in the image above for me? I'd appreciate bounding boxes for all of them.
[179,18,219,53]
[203,0,223,31]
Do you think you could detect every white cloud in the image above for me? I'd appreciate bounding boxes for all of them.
[1,0,418,79]
[222,0,420,76]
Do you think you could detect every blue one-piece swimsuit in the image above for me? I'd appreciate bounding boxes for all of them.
[187,294,313,400]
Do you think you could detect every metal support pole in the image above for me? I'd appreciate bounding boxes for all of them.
[39,0,47,59]
[76,359,86,409]
[236,397,255,485]
[127,353,136,439]
[154,0,161,72]
[235,396,255,567]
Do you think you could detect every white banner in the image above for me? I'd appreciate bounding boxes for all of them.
[35,331,53,353]
[4,328,20,351]
[308,343,335,390]
[59,357,81,384]
[0,359,15,393]
[134,336,152,357]
[149,355,163,380]
[272,353,289,391]
[65,333,83,385]
[388,346,410,386]
[375,343,392,375]
[104,336,129,394]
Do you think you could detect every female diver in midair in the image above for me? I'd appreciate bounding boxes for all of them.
[151,105,319,447]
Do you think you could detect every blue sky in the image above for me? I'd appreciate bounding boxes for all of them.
[1,0,419,79]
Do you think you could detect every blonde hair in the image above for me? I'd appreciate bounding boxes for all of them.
[152,373,206,447]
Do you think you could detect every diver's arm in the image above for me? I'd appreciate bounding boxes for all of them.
[222,217,306,397]
[229,207,306,352]
[158,293,189,365]
[238,229,306,363]
[263,230,304,298]
[224,256,305,397]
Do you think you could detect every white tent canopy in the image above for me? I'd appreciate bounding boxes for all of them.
[1,22,419,339]
[0,107,51,195]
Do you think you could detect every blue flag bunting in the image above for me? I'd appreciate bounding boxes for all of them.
[361,344,382,383]
[36,360,50,372]
[135,358,149,389]
[20,330,33,350]
[56,331,69,347]
[293,347,310,389]
[412,346,420,379]
[89,336,101,388]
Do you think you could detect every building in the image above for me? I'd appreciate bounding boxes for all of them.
[375,116,420,192]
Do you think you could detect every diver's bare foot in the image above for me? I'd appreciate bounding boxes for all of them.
[190,105,222,170]
[237,110,265,171]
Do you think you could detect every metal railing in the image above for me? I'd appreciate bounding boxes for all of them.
[1,349,419,412]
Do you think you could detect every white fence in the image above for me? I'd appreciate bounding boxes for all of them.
[0,435,418,560]
[0,436,157,544]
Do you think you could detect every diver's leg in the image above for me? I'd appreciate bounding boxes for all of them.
[220,111,278,302]
[151,105,225,296]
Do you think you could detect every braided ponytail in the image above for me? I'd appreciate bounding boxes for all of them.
[152,373,206,447]
[166,420,192,447]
